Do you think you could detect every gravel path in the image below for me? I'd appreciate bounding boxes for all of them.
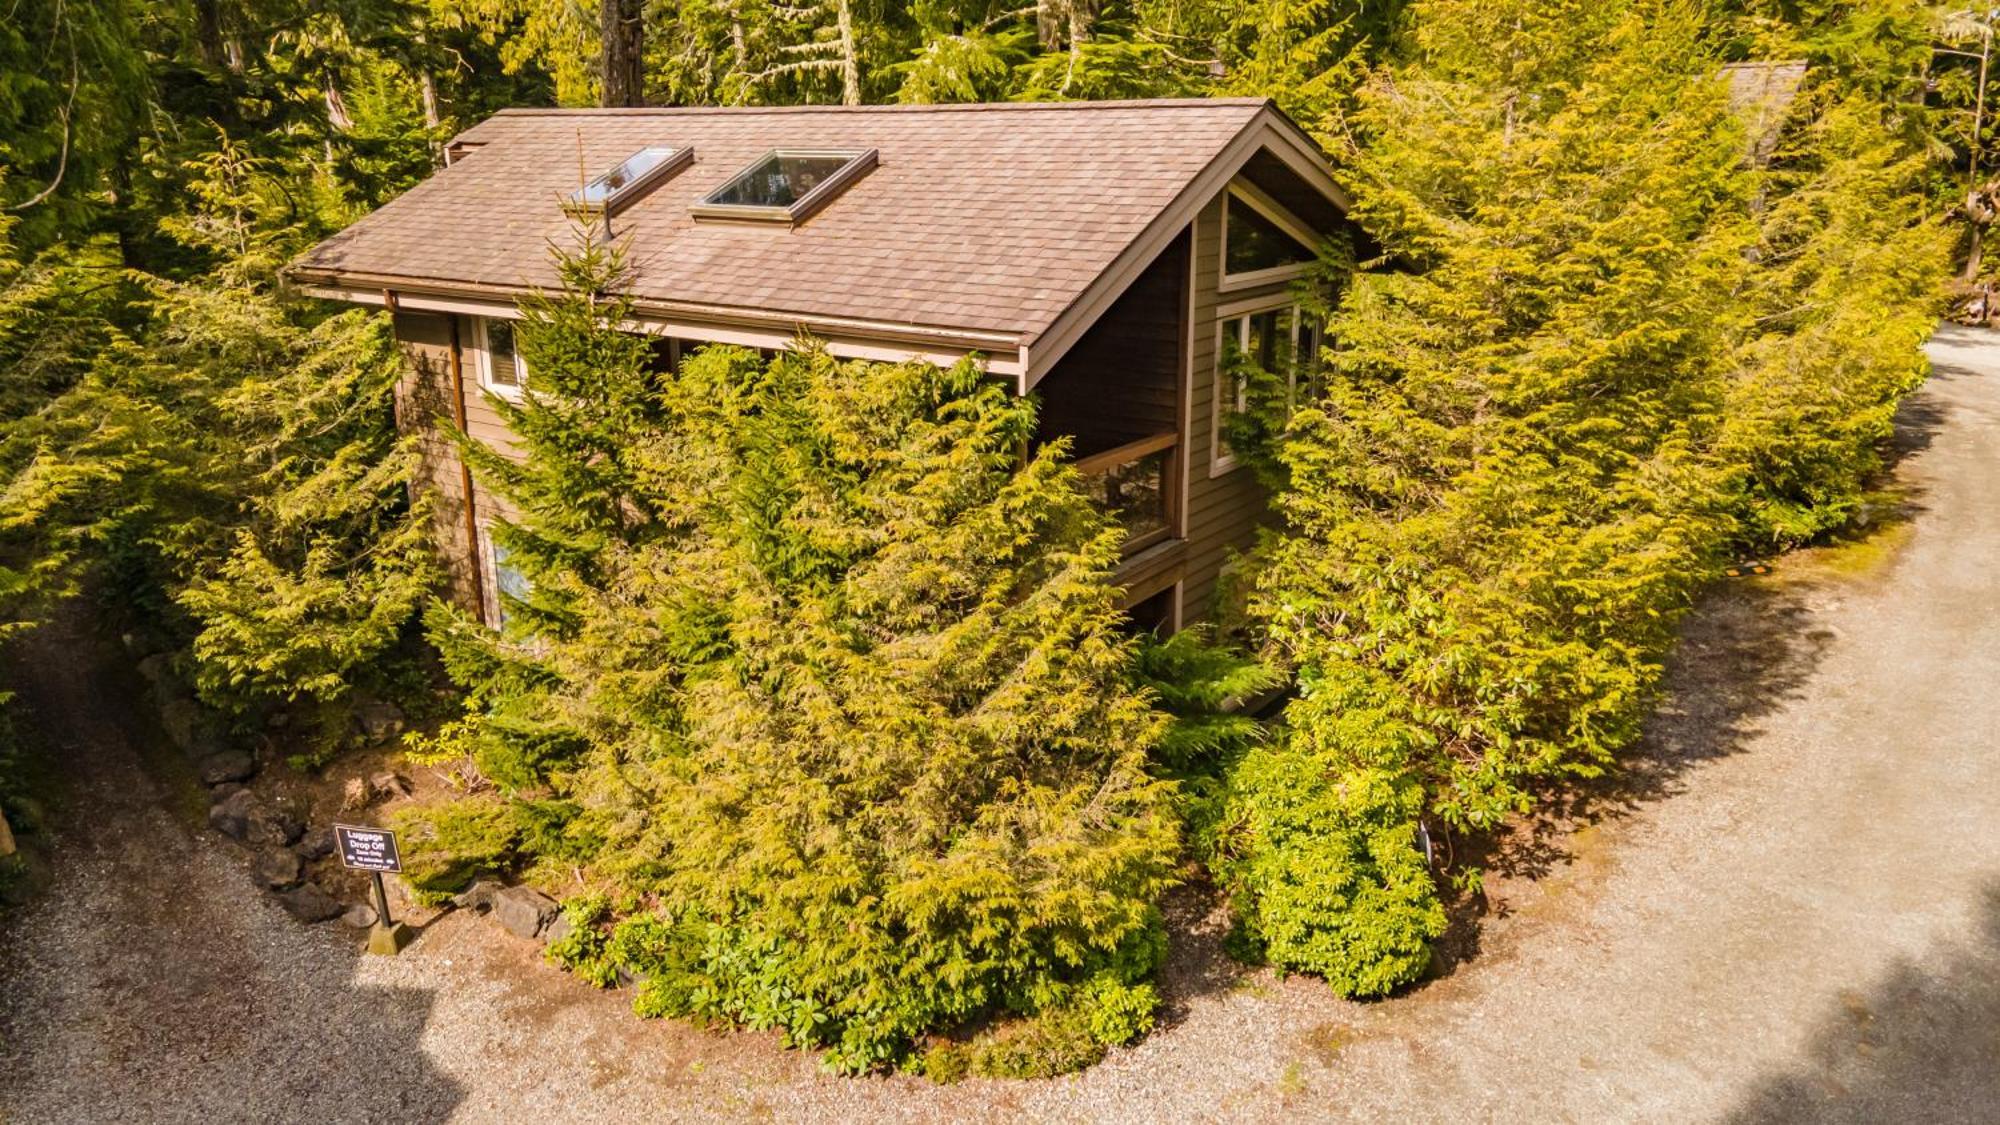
[5,328,2000,1123]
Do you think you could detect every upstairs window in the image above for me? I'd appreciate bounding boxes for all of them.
[477,316,527,397]
[691,149,878,224]
[568,146,692,216]
[1223,189,1316,284]
[1212,301,1325,476]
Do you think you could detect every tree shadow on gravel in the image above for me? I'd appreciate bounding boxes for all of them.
[0,608,468,1122]
[1722,880,2000,1125]
[1430,357,1958,977]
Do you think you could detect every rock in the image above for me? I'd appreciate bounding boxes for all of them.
[254,847,304,890]
[207,790,261,841]
[277,882,343,923]
[197,749,257,786]
[341,903,378,929]
[340,777,373,812]
[247,805,304,848]
[542,914,574,946]
[294,825,336,861]
[160,697,201,755]
[135,652,171,686]
[452,879,503,912]
[491,886,560,940]
[209,782,246,804]
[368,771,413,799]
[355,701,407,745]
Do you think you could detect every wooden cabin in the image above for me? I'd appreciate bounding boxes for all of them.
[288,98,1355,632]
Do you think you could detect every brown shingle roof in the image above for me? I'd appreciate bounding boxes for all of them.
[292,99,1282,347]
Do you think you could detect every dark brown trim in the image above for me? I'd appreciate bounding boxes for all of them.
[1114,538,1187,609]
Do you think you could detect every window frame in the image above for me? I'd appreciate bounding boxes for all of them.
[476,519,532,628]
[474,315,528,400]
[1219,183,1321,292]
[1209,296,1325,479]
[567,145,695,217]
[689,148,879,225]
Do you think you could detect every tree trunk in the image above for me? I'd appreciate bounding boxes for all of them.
[192,0,226,68]
[835,0,861,106]
[323,72,353,132]
[600,0,647,108]
[419,69,442,129]
[0,807,14,858]
[1967,34,1993,283]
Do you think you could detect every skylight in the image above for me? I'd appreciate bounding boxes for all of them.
[568,145,693,216]
[690,149,878,224]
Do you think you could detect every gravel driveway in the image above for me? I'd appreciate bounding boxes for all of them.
[5,328,2000,1124]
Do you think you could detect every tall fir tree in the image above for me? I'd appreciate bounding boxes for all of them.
[1224,0,1759,996]
[410,243,1181,1071]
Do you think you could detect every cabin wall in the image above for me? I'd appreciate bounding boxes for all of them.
[390,311,519,621]
[1035,232,1187,460]
[1181,193,1288,622]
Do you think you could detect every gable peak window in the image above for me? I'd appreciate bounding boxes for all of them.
[1224,190,1316,282]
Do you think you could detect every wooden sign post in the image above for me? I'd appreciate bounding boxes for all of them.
[334,823,412,955]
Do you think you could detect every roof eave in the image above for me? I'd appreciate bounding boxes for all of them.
[289,267,1028,376]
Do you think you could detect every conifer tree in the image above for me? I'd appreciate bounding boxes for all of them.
[1230,0,1758,995]
[1723,96,1951,547]
[415,242,1181,1069]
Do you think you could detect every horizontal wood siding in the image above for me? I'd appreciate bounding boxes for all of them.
[1182,194,1276,620]
[391,311,515,618]
[1034,231,1188,460]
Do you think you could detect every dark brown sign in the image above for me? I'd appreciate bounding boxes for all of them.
[333,824,402,873]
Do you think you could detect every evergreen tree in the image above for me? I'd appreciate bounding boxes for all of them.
[1230,0,1758,995]
[1723,95,1951,547]
[411,243,1180,1071]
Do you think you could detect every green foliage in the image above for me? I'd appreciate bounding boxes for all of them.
[544,894,619,987]
[1722,97,1951,548]
[1220,0,1947,1000]
[390,797,524,902]
[917,973,1159,1081]
[425,241,1181,1071]
[1207,719,1444,995]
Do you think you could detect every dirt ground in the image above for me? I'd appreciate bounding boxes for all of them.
[4,327,2000,1123]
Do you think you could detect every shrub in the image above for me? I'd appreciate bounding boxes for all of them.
[390,798,523,903]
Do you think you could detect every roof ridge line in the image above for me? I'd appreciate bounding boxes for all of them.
[488,97,1273,117]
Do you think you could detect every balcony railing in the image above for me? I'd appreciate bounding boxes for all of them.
[1074,431,1179,554]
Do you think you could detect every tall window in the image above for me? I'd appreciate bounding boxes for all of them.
[479,522,532,627]
[1212,302,1326,476]
[477,317,527,397]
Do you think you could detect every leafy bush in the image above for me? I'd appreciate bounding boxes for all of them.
[1208,716,1445,996]
[917,974,1160,1082]
[390,798,523,903]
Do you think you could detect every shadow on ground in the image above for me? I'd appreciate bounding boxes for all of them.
[0,608,467,1121]
[1724,880,2000,1124]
